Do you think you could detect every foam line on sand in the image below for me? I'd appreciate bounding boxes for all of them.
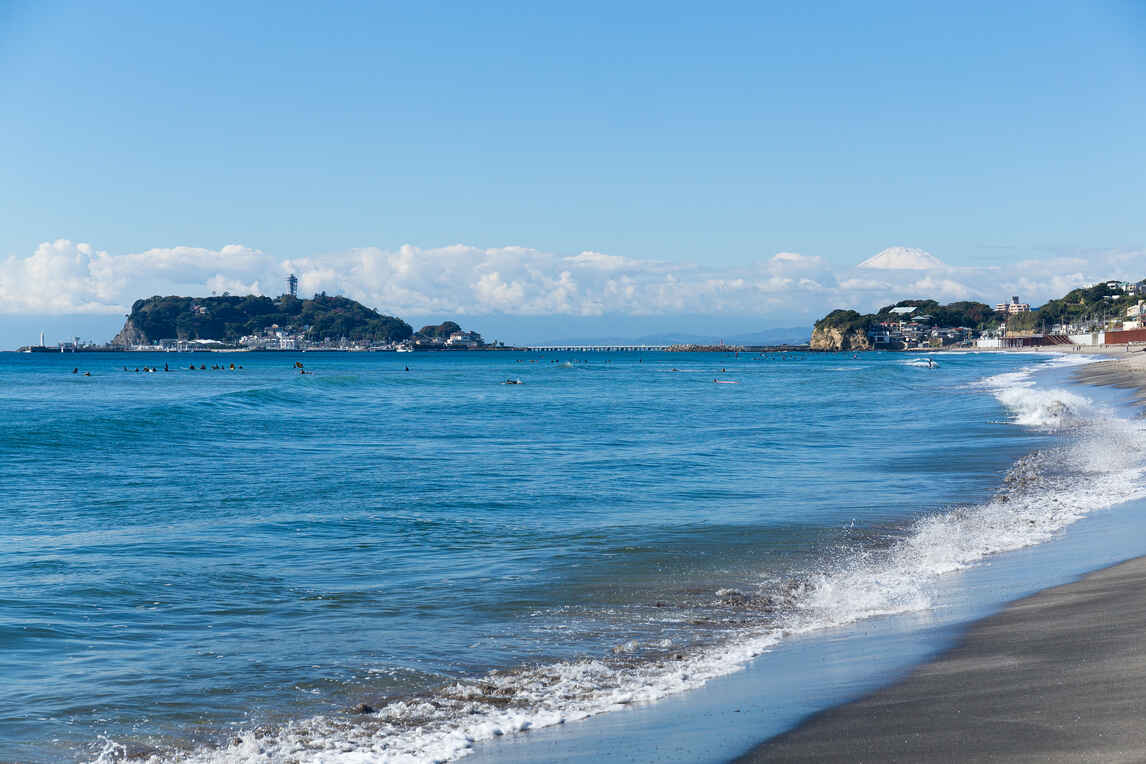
[737,555,1146,763]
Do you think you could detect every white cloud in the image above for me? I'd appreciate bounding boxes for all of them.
[904,276,973,299]
[0,240,122,314]
[2,239,1143,324]
[0,239,281,315]
[838,276,893,291]
[769,251,822,268]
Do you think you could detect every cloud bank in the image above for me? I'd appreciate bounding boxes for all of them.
[0,240,1139,322]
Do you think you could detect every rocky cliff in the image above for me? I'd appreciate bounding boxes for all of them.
[810,325,872,351]
[111,318,146,347]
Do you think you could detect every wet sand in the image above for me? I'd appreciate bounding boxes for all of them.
[1074,350,1146,404]
[738,556,1146,763]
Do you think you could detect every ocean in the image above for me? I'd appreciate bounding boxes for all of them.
[3,350,1144,763]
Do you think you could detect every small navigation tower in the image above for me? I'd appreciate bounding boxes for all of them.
[287,273,298,298]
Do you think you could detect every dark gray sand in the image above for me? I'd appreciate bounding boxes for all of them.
[1075,355,1146,403]
[739,556,1146,763]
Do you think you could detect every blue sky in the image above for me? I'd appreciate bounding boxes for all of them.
[1,0,1144,345]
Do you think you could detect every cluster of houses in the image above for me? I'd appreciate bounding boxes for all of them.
[117,326,489,352]
[232,326,489,351]
[128,333,365,352]
[867,306,978,349]
[1106,279,1146,295]
[869,281,1146,350]
[412,330,485,349]
[977,280,1146,348]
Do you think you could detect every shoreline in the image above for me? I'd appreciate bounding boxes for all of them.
[1073,350,1146,404]
[737,554,1146,762]
[13,350,1141,762]
[738,353,1146,763]
[462,352,1146,764]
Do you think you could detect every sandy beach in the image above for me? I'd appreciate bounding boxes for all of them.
[1073,350,1146,403]
[740,551,1146,762]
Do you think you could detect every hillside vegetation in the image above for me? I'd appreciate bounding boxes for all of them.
[815,300,998,334]
[116,294,413,344]
[813,280,1146,350]
[1004,283,1139,332]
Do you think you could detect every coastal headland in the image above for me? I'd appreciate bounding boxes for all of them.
[811,280,1146,352]
[23,277,1146,356]
[15,292,814,353]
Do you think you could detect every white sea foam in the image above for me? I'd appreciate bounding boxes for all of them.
[978,354,1101,428]
[117,354,1146,764]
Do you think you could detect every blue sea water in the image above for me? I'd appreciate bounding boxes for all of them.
[2,350,1142,763]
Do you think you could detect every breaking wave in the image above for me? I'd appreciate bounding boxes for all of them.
[103,355,1146,764]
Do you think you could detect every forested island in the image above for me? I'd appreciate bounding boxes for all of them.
[107,294,485,351]
[113,294,412,346]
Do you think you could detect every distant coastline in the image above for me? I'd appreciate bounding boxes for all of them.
[813,279,1146,352]
[15,291,817,354]
[14,342,814,354]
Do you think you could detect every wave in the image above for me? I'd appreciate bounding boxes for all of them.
[100,354,1146,764]
[977,354,1100,428]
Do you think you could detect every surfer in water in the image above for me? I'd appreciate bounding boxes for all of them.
[926,357,935,369]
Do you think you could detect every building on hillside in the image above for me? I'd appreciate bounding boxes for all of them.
[900,323,924,342]
[445,330,484,348]
[1125,280,1146,295]
[868,328,891,345]
[994,296,1030,314]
